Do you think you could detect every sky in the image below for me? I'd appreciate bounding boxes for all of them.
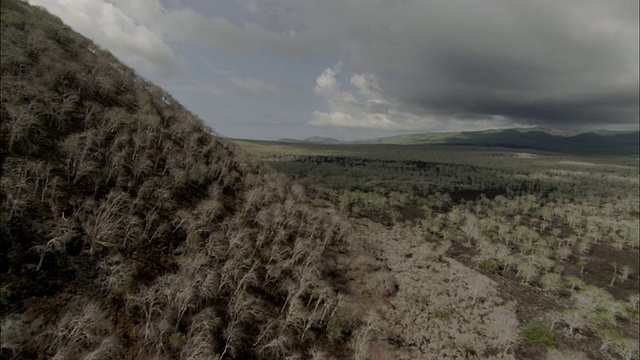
[30,0,639,140]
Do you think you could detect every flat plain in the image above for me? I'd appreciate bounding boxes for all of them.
[235,139,640,360]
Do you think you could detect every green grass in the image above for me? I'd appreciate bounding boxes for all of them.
[327,314,349,343]
[478,259,501,274]
[522,320,558,348]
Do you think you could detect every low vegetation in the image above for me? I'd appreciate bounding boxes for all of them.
[238,139,639,359]
[522,321,557,349]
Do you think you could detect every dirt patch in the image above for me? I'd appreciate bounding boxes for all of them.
[318,219,638,360]
[446,239,565,360]
[342,220,520,360]
[564,244,639,301]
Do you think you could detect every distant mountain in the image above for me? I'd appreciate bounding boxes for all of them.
[276,136,342,143]
[365,128,639,155]
[303,136,341,143]
[362,131,466,145]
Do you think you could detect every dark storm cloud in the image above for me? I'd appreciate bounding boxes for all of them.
[421,92,638,127]
[403,80,640,127]
[301,0,639,130]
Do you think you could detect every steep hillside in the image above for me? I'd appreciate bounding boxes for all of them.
[0,1,352,359]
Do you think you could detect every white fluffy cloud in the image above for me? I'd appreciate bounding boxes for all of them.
[310,66,427,131]
[310,65,514,132]
[29,0,186,76]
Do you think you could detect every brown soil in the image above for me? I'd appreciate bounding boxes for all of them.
[565,244,639,301]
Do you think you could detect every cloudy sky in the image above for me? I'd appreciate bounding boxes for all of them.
[31,0,639,140]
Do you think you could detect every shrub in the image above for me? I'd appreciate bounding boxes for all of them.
[516,261,538,285]
[327,315,348,343]
[618,265,631,282]
[565,276,585,292]
[168,331,185,351]
[478,258,500,274]
[555,246,572,261]
[627,294,640,316]
[522,320,558,348]
[4,103,43,153]
[598,330,639,360]
[540,273,564,295]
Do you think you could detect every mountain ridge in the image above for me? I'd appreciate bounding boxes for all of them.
[278,128,639,155]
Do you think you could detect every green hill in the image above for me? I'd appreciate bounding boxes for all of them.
[363,131,466,145]
[0,1,351,358]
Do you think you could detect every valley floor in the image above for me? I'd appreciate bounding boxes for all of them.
[237,139,640,360]
[343,219,519,359]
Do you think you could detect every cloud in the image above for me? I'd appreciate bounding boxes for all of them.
[310,65,515,132]
[109,0,332,57]
[350,73,382,100]
[28,0,186,77]
[198,59,279,94]
[302,0,639,130]
[230,76,278,93]
[313,68,341,97]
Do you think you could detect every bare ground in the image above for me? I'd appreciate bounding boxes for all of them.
[333,218,639,360]
[338,220,520,359]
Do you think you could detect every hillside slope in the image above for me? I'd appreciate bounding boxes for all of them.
[0,1,352,359]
